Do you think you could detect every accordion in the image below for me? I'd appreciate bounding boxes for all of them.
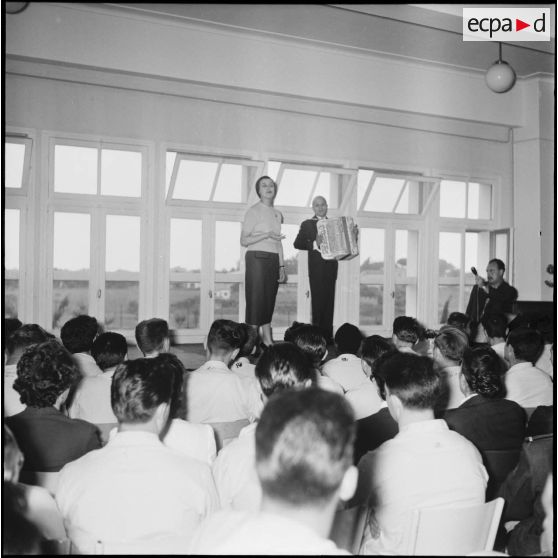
[317,217,359,261]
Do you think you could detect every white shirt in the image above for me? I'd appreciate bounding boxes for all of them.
[4,363,25,417]
[491,341,507,362]
[504,362,554,408]
[535,344,553,380]
[68,367,117,424]
[55,431,219,553]
[212,422,260,512]
[188,509,350,555]
[230,357,256,380]
[72,353,102,378]
[187,360,251,423]
[440,365,465,411]
[322,354,368,392]
[344,380,383,420]
[358,419,488,556]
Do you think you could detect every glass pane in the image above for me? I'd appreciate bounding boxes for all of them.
[54,145,97,194]
[395,180,421,214]
[170,219,201,272]
[360,228,385,278]
[214,164,242,203]
[439,232,461,279]
[215,221,241,273]
[281,224,300,276]
[468,183,492,219]
[105,215,140,273]
[465,232,479,283]
[100,149,142,197]
[54,213,90,271]
[438,285,459,323]
[364,177,404,212]
[170,281,200,329]
[5,209,19,272]
[214,282,240,321]
[52,280,89,329]
[495,233,508,263]
[394,284,410,318]
[312,172,339,209]
[267,161,281,181]
[360,285,383,325]
[5,279,19,319]
[275,168,316,207]
[440,180,466,218]
[395,230,418,317]
[357,170,373,209]
[5,143,25,189]
[272,283,298,328]
[104,281,139,329]
[173,160,216,200]
[166,152,177,196]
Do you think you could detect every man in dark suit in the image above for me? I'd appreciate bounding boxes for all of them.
[294,196,338,344]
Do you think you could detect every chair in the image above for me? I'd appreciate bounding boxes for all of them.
[406,497,505,556]
[208,419,250,451]
[329,505,369,555]
[482,449,521,500]
[18,471,60,496]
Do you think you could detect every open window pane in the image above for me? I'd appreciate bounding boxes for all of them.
[360,228,385,276]
[214,282,240,321]
[100,149,142,197]
[438,285,460,323]
[395,230,418,317]
[170,219,202,273]
[170,281,200,329]
[54,213,91,272]
[468,183,492,219]
[439,232,461,279]
[214,164,242,203]
[465,232,480,283]
[173,160,217,201]
[360,285,383,325]
[105,281,139,329]
[215,221,241,273]
[272,284,298,328]
[5,143,25,189]
[274,168,316,207]
[166,152,177,196]
[440,180,466,218]
[54,145,97,194]
[267,161,281,181]
[364,177,404,212]
[357,170,373,209]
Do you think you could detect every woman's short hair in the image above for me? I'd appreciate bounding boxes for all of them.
[460,346,504,398]
[255,175,277,199]
[13,340,79,408]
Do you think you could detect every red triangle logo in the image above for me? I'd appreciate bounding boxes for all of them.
[516,19,530,31]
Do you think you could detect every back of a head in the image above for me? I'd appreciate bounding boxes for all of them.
[370,349,400,401]
[111,357,174,424]
[60,315,99,354]
[392,316,420,345]
[255,342,316,398]
[506,327,544,363]
[284,321,309,343]
[361,335,393,369]
[135,318,169,355]
[91,332,128,371]
[481,313,508,340]
[237,323,259,358]
[13,340,78,408]
[207,319,242,356]
[447,312,471,334]
[382,352,441,410]
[6,323,54,357]
[256,387,355,507]
[461,346,503,399]
[290,325,327,368]
[4,318,22,341]
[334,322,363,355]
[150,352,187,420]
[434,326,469,363]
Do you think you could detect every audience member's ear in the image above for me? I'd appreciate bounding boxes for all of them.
[504,343,514,364]
[154,402,170,432]
[302,378,313,389]
[339,465,358,502]
[231,347,240,362]
[458,371,469,397]
[321,348,328,362]
[361,359,372,377]
[54,388,71,411]
[385,387,402,421]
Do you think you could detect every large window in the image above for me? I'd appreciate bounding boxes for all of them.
[439,180,492,219]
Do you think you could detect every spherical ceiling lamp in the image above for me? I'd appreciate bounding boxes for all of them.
[485,42,516,94]
[5,2,29,14]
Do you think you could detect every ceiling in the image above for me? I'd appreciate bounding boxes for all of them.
[98,3,555,78]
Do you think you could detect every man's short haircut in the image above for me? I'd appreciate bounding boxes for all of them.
[360,335,393,369]
[434,326,469,362]
[255,342,316,398]
[461,346,504,399]
[481,313,508,339]
[371,349,400,401]
[135,318,169,355]
[111,357,174,424]
[207,319,242,355]
[488,258,505,272]
[4,318,22,341]
[91,332,128,371]
[447,312,471,333]
[383,352,441,410]
[392,316,420,344]
[289,324,327,368]
[284,321,310,343]
[6,324,54,356]
[506,327,544,364]
[256,387,355,506]
[334,322,363,355]
[237,323,259,358]
[60,315,100,354]
[13,340,79,408]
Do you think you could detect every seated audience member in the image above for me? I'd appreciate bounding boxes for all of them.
[498,430,553,556]
[533,316,554,380]
[354,348,399,464]
[322,322,366,391]
[230,323,258,379]
[4,317,22,341]
[190,388,357,554]
[446,311,472,338]
[55,357,218,554]
[526,405,553,437]
[353,352,488,556]
[289,324,343,394]
[504,328,553,408]
[4,324,54,417]
[212,342,316,512]
[481,312,509,366]
[135,317,170,358]
[432,325,469,411]
[187,319,251,423]
[6,340,101,473]
[391,316,420,354]
[60,315,102,378]
[68,332,128,442]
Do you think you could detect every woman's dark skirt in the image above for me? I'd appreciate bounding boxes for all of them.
[245,250,279,326]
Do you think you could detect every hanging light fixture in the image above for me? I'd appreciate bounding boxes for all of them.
[485,42,516,93]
